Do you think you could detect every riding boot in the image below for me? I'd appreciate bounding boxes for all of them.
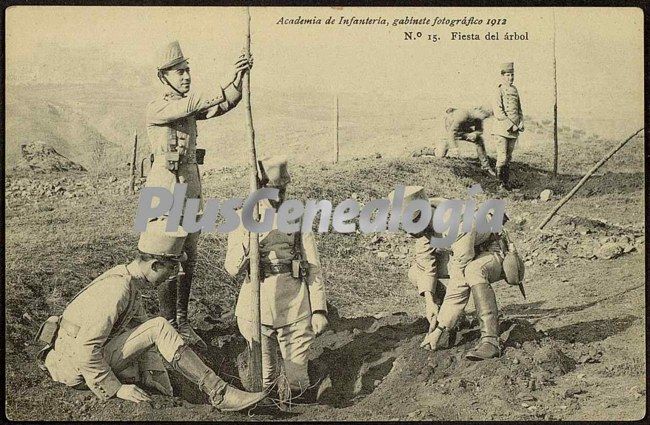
[497,166,510,191]
[176,273,207,349]
[171,345,266,412]
[503,164,510,188]
[465,283,501,360]
[158,277,177,321]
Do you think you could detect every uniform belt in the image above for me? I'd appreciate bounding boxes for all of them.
[59,317,80,338]
[261,263,292,275]
[153,152,197,165]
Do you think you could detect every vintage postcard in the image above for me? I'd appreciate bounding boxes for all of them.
[4,5,645,421]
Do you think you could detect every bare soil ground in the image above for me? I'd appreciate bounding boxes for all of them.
[4,129,645,421]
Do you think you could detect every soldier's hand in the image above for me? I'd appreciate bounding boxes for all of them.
[116,384,152,403]
[232,54,253,88]
[465,132,479,142]
[424,294,439,333]
[311,312,329,336]
[420,327,443,351]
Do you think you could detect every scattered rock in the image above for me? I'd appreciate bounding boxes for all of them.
[594,242,624,260]
[563,387,586,398]
[540,189,553,202]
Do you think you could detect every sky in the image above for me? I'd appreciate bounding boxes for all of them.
[5,6,645,135]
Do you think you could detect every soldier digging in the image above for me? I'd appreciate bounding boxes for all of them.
[419,204,526,360]
[145,41,252,348]
[491,62,524,191]
[437,106,497,176]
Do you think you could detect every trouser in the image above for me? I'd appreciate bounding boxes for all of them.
[436,252,503,330]
[158,230,201,320]
[45,317,185,390]
[237,316,314,393]
[435,136,491,169]
[495,136,517,168]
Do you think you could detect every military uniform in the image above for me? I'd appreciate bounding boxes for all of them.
[44,263,184,401]
[41,218,266,411]
[492,62,524,188]
[434,219,508,360]
[225,158,327,392]
[439,107,494,173]
[146,41,243,344]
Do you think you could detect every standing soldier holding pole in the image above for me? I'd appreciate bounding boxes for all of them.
[145,40,252,348]
[491,62,524,191]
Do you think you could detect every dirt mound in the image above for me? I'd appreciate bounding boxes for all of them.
[13,141,86,173]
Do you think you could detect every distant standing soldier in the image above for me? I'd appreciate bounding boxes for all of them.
[145,41,252,348]
[491,62,524,190]
[436,106,497,176]
[225,157,329,399]
[38,218,266,411]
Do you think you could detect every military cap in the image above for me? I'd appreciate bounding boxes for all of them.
[138,217,188,261]
[258,156,291,187]
[500,62,514,74]
[503,249,525,285]
[157,41,189,71]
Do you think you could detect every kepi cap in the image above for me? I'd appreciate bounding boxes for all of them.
[503,250,525,285]
[138,217,188,261]
[500,62,514,73]
[157,41,189,71]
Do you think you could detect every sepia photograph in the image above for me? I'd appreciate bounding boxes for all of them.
[4,5,646,421]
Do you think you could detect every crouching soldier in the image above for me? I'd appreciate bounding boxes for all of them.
[36,218,266,411]
[419,208,525,360]
[388,186,470,347]
[146,40,252,348]
[225,157,329,399]
[436,106,496,177]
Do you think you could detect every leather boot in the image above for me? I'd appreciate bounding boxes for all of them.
[176,273,207,350]
[158,278,177,321]
[496,166,510,191]
[171,345,266,412]
[465,283,501,361]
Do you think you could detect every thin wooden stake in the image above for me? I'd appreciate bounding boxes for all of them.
[552,9,559,176]
[129,131,138,194]
[537,128,643,230]
[243,6,263,392]
[335,96,339,164]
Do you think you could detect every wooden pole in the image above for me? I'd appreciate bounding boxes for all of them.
[243,6,263,392]
[335,96,339,164]
[552,9,559,176]
[129,131,138,194]
[537,128,643,230]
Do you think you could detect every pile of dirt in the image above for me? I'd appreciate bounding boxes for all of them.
[12,141,86,173]
[308,315,584,420]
